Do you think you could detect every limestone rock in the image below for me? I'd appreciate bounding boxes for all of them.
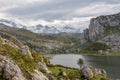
[94,68,107,76]
[38,62,51,73]
[30,70,48,80]
[21,45,33,59]
[83,29,90,43]
[88,13,120,41]
[81,66,93,79]
[2,38,19,49]
[81,65,107,79]
[0,55,27,80]
[98,34,120,52]
[47,75,56,80]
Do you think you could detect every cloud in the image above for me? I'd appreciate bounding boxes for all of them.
[74,2,120,17]
[0,0,120,30]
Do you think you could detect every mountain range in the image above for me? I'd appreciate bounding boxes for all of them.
[0,19,81,34]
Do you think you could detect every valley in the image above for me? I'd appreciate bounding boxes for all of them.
[0,12,120,80]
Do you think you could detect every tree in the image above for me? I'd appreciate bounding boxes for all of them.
[77,58,84,69]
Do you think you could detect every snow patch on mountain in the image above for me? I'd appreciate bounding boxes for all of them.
[0,19,81,34]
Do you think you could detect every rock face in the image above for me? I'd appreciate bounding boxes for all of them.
[83,13,120,52]
[0,55,27,80]
[83,29,90,43]
[98,34,120,52]
[88,13,120,41]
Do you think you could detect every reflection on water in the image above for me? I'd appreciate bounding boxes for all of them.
[48,54,120,79]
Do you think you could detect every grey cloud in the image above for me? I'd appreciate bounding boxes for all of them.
[1,0,120,21]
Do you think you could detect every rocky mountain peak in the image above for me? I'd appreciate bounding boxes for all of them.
[83,12,120,52]
[88,13,120,41]
[0,19,81,34]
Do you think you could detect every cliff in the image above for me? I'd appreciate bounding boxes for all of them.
[89,13,120,41]
[84,13,120,52]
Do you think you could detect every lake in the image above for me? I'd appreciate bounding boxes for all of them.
[48,54,120,79]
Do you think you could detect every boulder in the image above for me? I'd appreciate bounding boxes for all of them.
[21,45,33,59]
[94,68,107,76]
[0,55,27,80]
[30,70,48,80]
[38,62,51,73]
[81,66,93,79]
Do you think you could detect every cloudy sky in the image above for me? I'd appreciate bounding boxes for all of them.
[0,0,120,30]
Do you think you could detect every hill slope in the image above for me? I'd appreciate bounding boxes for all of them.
[0,23,82,54]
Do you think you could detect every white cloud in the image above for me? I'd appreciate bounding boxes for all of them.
[0,0,120,31]
[0,0,50,11]
[0,13,7,18]
[74,2,120,17]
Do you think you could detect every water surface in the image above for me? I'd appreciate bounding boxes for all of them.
[49,54,120,79]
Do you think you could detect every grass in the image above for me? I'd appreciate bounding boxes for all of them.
[104,25,120,36]
[0,44,46,79]
[48,66,80,79]
[78,50,120,56]
[90,75,111,80]
[48,65,110,80]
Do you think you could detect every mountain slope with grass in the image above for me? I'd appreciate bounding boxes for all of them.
[0,23,82,54]
[0,32,110,80]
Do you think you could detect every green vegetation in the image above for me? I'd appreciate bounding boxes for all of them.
[90,75,111,80]
[48,66,80,79]
[101,52,120,56]
[0,43,47,79]
[77,58,84,69]
[48,65,110,80]
[104,25,120,36]
[84,42,110,52]
[0,26,82,54]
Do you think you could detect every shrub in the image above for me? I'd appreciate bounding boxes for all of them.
[84,42,110,51]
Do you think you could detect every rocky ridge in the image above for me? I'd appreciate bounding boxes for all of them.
[83,13,120,52]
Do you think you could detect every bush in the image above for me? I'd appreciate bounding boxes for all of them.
[84,42,110,51]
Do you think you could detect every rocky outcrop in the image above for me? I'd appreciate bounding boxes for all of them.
[38,62,51,73]
[88,13,120,41]
[83,13,120,52]
[21,45,33,59]
[94,68,106,77]
[0,35,33,58]
[81,66,93,79]
[83,29,90,43]
[0,35,49,80]
[0,55,27,80]
[30,70,48,80]
[81,65,107,79]
[98,34,120,52]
